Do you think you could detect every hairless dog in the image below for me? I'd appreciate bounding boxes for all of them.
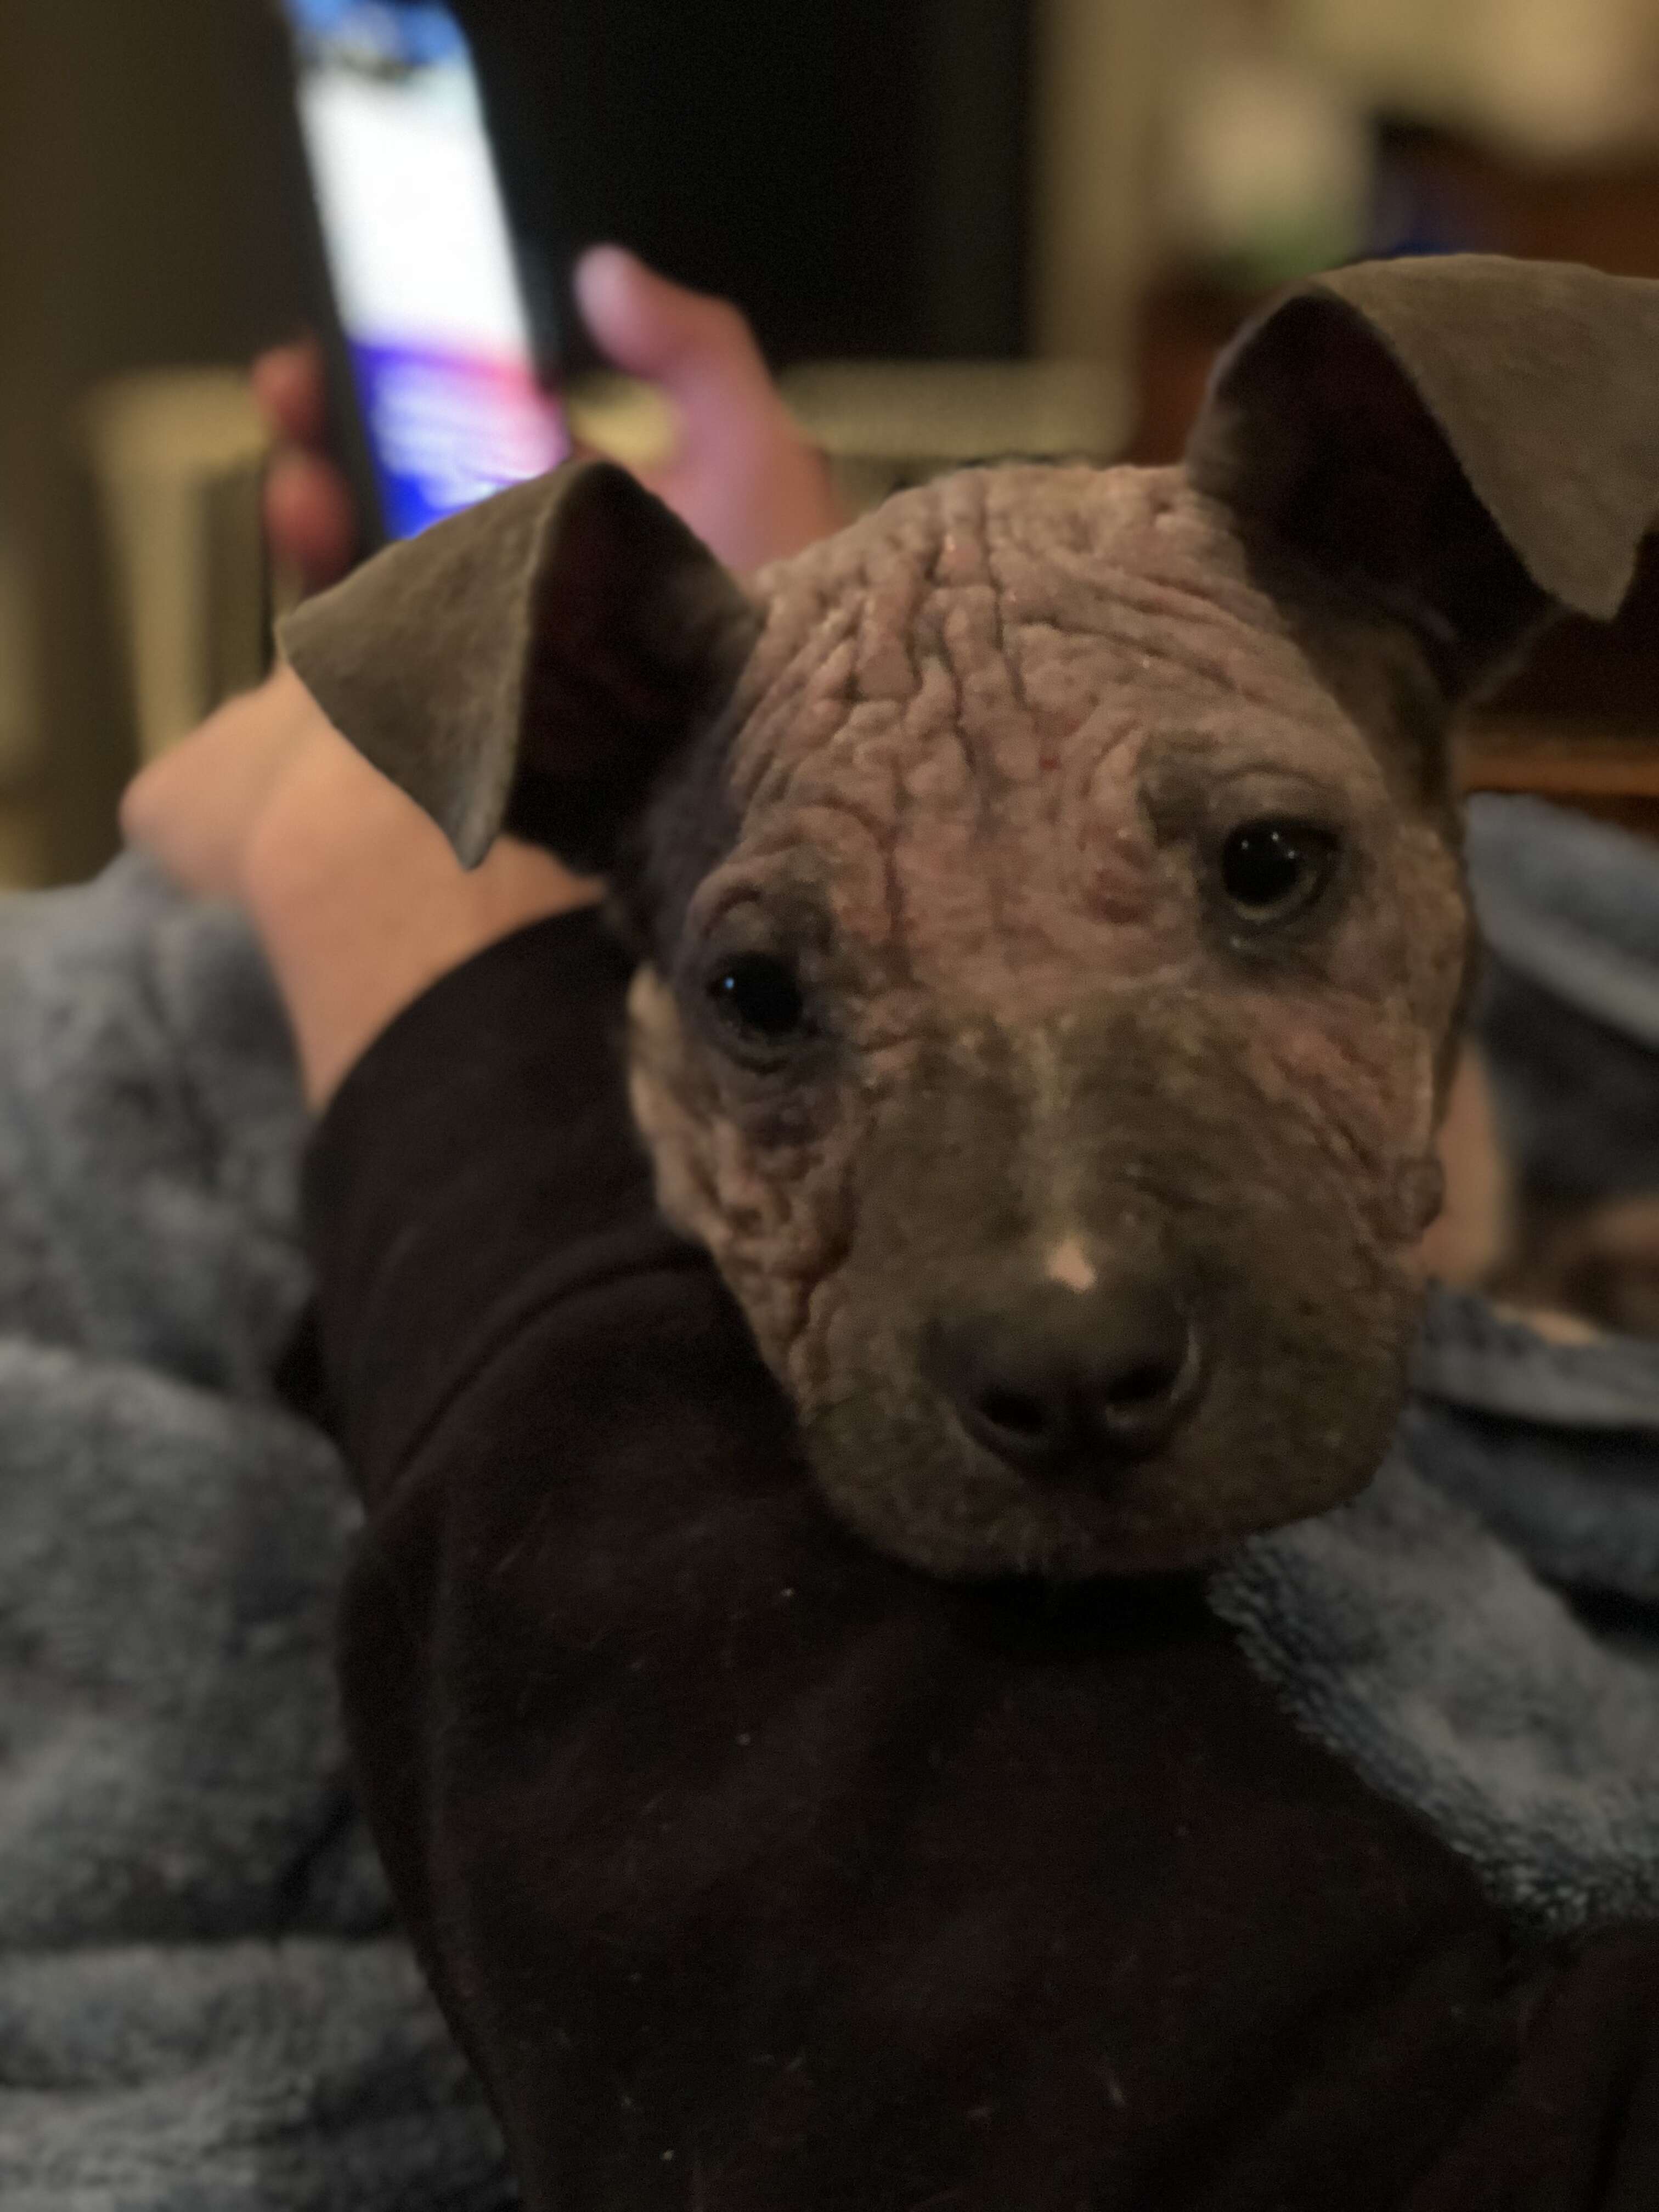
[283,255,1659,1581]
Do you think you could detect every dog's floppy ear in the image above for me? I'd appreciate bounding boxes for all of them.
[277,458,760,870]
[1187,254,1659,696]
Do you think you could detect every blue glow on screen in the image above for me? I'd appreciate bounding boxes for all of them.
[281,0,568,534]
[284,1,467,71]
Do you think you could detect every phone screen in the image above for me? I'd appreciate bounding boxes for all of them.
[279,0,568,538]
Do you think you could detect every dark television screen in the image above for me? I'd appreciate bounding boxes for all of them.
[453,0,1035,370]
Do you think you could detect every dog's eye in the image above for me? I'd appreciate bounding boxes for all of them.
[1218,817,1339,922]
[708,952,807,1042]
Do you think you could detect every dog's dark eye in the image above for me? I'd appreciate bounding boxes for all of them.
[708,952,807,1042]
[1218,818,1339,922]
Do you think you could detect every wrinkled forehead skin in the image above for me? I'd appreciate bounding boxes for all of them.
[627,461,1469,1579]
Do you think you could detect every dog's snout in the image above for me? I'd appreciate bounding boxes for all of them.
[926,1276,1201,1477]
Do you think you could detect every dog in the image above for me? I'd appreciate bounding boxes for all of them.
[282,254,1659,1581]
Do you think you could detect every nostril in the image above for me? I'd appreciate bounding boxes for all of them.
[921,1323,1081,1469]
[1101,1359,1178,1410]
[974,1387,1061,1448]
[927,1285,1203,1477]
[1087,1323,1199,1455]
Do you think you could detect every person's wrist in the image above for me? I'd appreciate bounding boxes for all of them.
[242,729,601,1107]
[239,719,434,914]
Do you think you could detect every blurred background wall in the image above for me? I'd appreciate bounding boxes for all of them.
[5,0,1659,885]
[0,0,315,883]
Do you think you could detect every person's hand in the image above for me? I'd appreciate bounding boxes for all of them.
[139,248,843,896]
[123,249,843,1101]
[251,342,359,592]
[256,244,844,589]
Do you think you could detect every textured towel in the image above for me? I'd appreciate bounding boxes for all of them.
[0,857,511,2210]
[1212,1391,1659,1933]
[1,825,1656,2203]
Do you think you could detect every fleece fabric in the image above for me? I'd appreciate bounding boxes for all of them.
[0,857,510,2211]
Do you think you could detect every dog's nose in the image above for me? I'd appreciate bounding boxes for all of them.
[926,1277,1201,1475]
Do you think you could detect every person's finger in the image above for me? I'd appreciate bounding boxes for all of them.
[251,338,330,450]
[574,245,774,416]
[263,447,357,592]
[573,245,844,568]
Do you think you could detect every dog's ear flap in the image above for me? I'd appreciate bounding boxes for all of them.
[1186,254,1659,697]
[278,458,760,870]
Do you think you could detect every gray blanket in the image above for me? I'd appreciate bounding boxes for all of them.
[0,860,511,2210]
[3,811,1657,2206]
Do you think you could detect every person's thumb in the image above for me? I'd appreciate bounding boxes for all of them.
[572,244,775,419]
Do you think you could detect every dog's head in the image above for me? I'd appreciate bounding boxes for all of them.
[284,256,1659,1578]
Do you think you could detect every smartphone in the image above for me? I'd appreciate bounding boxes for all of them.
[274,0,569,546]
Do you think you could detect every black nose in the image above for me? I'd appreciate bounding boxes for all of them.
[926,1277,1201,1475]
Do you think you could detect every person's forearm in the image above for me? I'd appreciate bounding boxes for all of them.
[241,716,597,1108]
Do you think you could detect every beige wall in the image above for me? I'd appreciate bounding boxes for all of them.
[1030,0,1189,364]
[1290,0,1659,156]
[0,0,303,883]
